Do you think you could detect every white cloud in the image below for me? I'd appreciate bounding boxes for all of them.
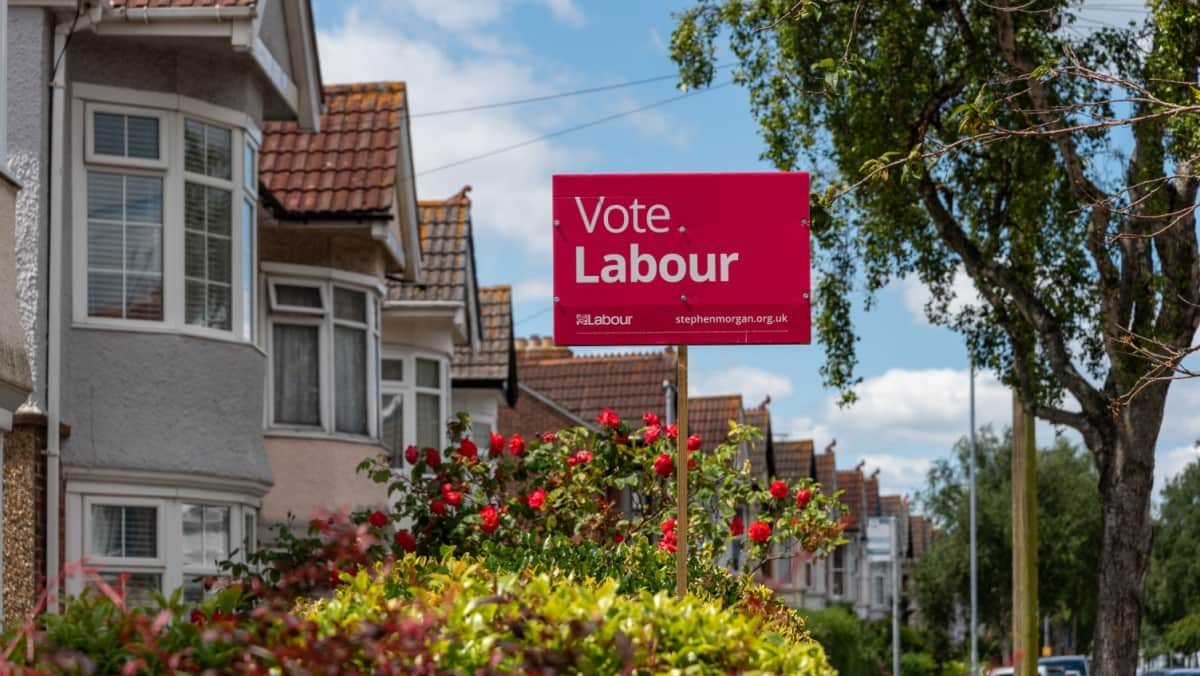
[857,454,933,499]
[774,414,833,447]
[1155,444,1199,498]
[899,268,982,326]
[318,10,578,254]
[649,27,667,53]
[691,366,794,407]
[538,0,585,27]
[512,278,553,307]
[1160,382,1200,444]
[610,93,690,148]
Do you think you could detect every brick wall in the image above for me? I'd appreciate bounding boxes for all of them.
[498,389,581,439]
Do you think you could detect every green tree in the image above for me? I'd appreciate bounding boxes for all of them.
[1144,454,1200,650]
[803,606,876,675]
[671,3,1200,672]
[913,428,1101,655]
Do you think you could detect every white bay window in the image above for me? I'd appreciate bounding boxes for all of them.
[73,491,257,606]
[267,276,380,438]
[74,95,257,342]
[381,353,448,466]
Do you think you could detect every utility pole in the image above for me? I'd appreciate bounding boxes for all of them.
[969,364,978,676]
[1012,390,1038,676]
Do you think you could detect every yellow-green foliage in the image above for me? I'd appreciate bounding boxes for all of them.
[303,556,835,674]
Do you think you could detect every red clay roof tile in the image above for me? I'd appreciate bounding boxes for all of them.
[687,394,742,453]
[774,440,815,482]
[452,286,513,384]
[261,82,405,218]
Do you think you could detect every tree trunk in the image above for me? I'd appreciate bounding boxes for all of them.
[1091,393,1164,676]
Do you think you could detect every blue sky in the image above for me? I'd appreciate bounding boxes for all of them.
[312,0,1199,501]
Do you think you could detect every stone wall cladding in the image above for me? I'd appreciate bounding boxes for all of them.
[2,416,63,626]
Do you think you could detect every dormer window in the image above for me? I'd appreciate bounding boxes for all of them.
[74,95,258,343]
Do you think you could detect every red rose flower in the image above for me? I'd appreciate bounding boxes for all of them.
[614,533,625,544]
[596,407,621,429]
[770,480,789,500]
[575,450,593,464]
[688,450,697,470]
[445,491,463,507]
[189,609,207,625]
[541,431,556,444]
[653,453,674,477]
[749,520,772,543]
[643,411,661,427]
[661,518,676,534]
[643,424,661,444]
[430,499,447,516]
[666,423,678,439]
[615,433,630,444]
[425,447,441,468]
[404,445,419,465]
[658,530,677,553]
[687,434,702,452]
[527,488,547,510]
[508,433,525,456]
[730,516,745,536]
[795,488,813,509]
[368,510,388,528]
[330,568,343,586]
[459,438,478,461]
[480,505,500,533]
[489,431,504,457]
[395,530,416,552]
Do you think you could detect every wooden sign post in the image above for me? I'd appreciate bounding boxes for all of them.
[675,344,689,599]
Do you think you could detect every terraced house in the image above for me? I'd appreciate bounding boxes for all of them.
[2,0,515,621]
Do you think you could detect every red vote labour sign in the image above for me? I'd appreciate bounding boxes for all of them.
[552,173,811,346]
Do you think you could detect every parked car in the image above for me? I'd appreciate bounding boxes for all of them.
[990,667,1066,676]
[1041,655,1089,676]
[1166,670,1200,675]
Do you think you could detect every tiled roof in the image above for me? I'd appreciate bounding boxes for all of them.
[815,448,837,492]
[864,473,881,518]
[109,0,254,6]
[773,440,814,482]
[261,82,404,218]
[742,407,772,480]
[687,395,742,453]
[514,347,677,427]
[837,469,864,530]
[880,495,905,518]
[910,515,931,557]
[452,285,514,387]
[387,191,472,303]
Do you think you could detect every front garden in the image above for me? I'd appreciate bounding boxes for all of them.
[2,409,846,674]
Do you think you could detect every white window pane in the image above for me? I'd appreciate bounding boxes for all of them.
[87,172,162,321]
[185,119,232,179]
[207,284,231,331]
[244,143,256,191]
[242,199,255,341]
[275,284,322,309]
[185,182,232,331]
[92,505,157,558]
[182,576,206,604]
[87,221,123,270]
[382,359,404,382]
[417,392,440,449]
[416,358,440,389]
[243,511,256,557]
[205,506,230,564]
[126,115,160,160]
[97,572,161,607]
[125,226,162,274]
[335,325,367,434]
[206,124,232,180]
[125,274,163,321]
[93,113,125,156]
[334,287,366,323]
[470,422,490,443]
[182,504,203,565]
[273,324,320,425]
[382,394,403,466]
[206,188,231,236]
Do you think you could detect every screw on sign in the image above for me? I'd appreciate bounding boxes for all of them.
[552,172,811,599]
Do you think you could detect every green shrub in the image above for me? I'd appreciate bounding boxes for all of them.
[802,606,877,675]
[303,555,835,674]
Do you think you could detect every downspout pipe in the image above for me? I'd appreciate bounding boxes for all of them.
[45,14,71,614]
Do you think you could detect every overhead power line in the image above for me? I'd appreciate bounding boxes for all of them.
[410,64,735,118]
[417,79,735,176]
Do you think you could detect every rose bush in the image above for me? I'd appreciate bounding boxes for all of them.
[342,410,845,577]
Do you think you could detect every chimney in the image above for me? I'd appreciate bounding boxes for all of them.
[515,334,572,362]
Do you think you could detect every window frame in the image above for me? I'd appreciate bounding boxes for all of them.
[380,350,450,462]
[265,274,380,441]
[71,484,259,605]
[82,496,167,569]
[72,92,255,344]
